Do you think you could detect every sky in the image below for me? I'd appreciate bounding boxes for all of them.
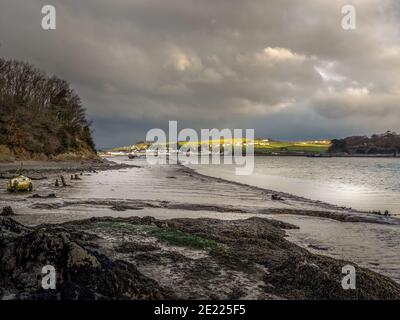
[1,0,400,149]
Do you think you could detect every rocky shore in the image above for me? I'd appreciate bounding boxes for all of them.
[1,215,400,300]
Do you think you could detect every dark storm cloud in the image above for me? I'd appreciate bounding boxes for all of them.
[1,0,400,147]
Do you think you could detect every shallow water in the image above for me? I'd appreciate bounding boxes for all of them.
[269,214,400,283]
[187,156,400,215]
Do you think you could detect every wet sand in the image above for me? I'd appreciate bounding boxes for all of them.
[1,157,397,226]
[1,156,400,295]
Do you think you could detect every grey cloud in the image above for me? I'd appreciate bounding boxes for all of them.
[1,0,400,146]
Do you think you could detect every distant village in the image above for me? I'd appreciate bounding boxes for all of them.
[100,138,331,157]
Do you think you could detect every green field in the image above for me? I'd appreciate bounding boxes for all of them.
[179,139,331,155]
[108,138,331,155]
[252,140,330,154]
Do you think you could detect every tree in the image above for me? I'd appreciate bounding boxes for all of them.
[0,57,96,158]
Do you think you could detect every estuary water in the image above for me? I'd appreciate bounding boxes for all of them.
[187,156,400,215]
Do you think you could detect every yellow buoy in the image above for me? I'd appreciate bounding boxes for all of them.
[7,175,33,192]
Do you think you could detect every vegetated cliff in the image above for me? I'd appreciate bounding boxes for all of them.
[0,58,97,161]
[329,131,400,155]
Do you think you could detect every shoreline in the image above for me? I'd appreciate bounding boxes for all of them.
[0,158,140,176]
[178,162,400,225]
[254,153,400,158]
[1,157,399,226]
[3,157,396,226]
[1,158,400,299]
[101,153,400,158]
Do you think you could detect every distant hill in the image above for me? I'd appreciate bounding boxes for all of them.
[329,131,400,155]
[0,58,97,161]
[106,138,331,155]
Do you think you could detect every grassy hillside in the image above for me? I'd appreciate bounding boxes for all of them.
[0,58,97,161]
[108,138,331,155]
[252,139,330,154]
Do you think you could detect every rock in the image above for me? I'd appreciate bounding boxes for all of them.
[67,242,101,268]
[0,218,172,300]
[30,193,56,199]
[110,205,127,211]
[271,194,283,201]
[0,217,29,233]
[141,216,157,224]
[308,244,329,251]
[60,175,67,187]
[2,215,400,300]
[1,206,15,216]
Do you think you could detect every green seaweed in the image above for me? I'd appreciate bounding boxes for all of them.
[92,221,222,250]
[150,228,222,250]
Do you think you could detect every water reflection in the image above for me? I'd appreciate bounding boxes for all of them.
[188,157,400,214]
[269,214,400,283]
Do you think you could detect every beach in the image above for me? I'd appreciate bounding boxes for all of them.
[1,156,400,299]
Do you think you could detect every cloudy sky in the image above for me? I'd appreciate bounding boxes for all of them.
[1,0,400,148]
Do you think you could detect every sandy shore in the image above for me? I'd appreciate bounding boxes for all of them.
[1,157,400,299]
[1,157,397,225]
